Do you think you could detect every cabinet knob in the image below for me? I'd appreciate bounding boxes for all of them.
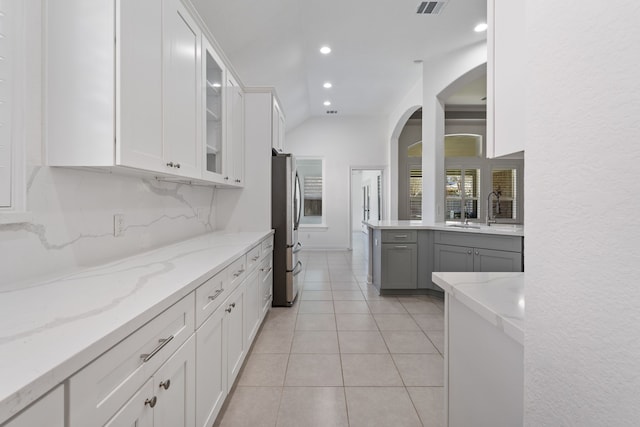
[159,380,171,390]
[231,302,236,308]
[145,396,157,408]
[166,162,174,168]
[467,249,472,255]
[224,176,229,180]
[175,163,181,169]
[225,307,232,313]
[475,250,479,255]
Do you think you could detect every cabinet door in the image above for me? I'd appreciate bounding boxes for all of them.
[225,283,246,390]
[272,99,284,153]
[260,257,273,319]
[381,244,418,289]
[104,380,154,427]
[474,248,523,272]
[434,244,474,272]
[202,36,225,181]
[4,386,64,427]
[487,0,525,158]
[228,74,245,186]
[116,0,163,172]
[195,305,227,427]
[154,335,196,427]
[163,0,201,178]
[243,269,261,346]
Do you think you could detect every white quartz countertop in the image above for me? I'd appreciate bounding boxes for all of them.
[432,272,524,345]
[364,220,524,237]
[0,230,272,424]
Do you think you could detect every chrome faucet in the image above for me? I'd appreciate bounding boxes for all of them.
[486,191,501,226]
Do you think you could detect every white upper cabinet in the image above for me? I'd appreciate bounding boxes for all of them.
[162,0,202,178]
[486,0,525,158]
[272,97,285,153]
[226,73,245,186]
[116,0,164,173]
[202,36,226,181]
[46,0,246,186]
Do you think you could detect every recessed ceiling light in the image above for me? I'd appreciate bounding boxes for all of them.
[320,46,331,55]
[474,23,488,32]
[323,82,332,89]
[323,101,331,106]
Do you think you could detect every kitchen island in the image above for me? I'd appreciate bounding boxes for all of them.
[432,272,524,427]
[364,220,524,294]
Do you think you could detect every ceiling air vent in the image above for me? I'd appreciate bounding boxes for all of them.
[416,1,447,15]
[326,110,338,115]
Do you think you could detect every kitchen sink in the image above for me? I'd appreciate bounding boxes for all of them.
[446,223,481,230]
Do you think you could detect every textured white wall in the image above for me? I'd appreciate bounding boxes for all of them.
[524,1,640,424]
[286,116,388,249]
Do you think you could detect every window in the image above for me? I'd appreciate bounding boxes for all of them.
[491,168,519,221]
[297,158,325,226]
[409,167,422,219]
[444,134,523,224]
[445,168,481,220]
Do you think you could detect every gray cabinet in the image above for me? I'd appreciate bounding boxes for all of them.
[433,231,523,273]
[381,243,418,289]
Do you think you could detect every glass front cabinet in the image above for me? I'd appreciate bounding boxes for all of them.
[203,37,225,180]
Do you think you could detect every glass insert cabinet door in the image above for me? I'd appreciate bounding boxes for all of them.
[446,168,481,220]
[204,38,224,176]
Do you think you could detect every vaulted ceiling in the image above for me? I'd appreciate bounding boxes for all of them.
[191,0,487,130]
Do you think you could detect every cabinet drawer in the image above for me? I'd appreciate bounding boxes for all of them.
[246,244,262,273]
[381,230,417,243]
[195,268,229,327]
[68,293,195,427]
[434,231,522,253]
[228,255,247,288]
[261,235,274,257]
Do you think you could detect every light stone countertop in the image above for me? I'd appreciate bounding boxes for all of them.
[432,272,525,345]
[364,220,524,237]
[0,230,272,424]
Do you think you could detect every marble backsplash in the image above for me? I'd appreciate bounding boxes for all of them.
[0,166,217,288]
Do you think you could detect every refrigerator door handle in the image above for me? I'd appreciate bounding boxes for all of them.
[287,260,303,276]
[292,242,303,254]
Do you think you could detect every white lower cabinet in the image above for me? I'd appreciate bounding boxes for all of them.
[68,294,195,427]
[225,282,247,389]
[259,256,273,320]
[2,386,64,427]
[244,268,261,347]
[195,302,226,427]
[104,335,195,427]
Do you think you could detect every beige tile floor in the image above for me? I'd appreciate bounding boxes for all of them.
[214,233,445,427]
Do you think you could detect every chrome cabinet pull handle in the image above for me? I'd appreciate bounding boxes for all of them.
[260,267,273,274]
[159,380,171,390]
[394,245,408,249]
[208,288,224,301]
[140,335,174,363]
[252,255,260,261]
[395,234,408,238]
[145,396,157,408]
[233,269,245,277]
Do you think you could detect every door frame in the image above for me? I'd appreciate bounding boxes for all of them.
[348,166,385,250]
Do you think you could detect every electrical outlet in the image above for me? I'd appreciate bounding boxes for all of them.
[113,214,125,237]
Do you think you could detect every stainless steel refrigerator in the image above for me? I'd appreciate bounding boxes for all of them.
[271,150,303,306]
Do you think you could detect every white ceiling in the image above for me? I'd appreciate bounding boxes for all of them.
[191,0,487,130]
